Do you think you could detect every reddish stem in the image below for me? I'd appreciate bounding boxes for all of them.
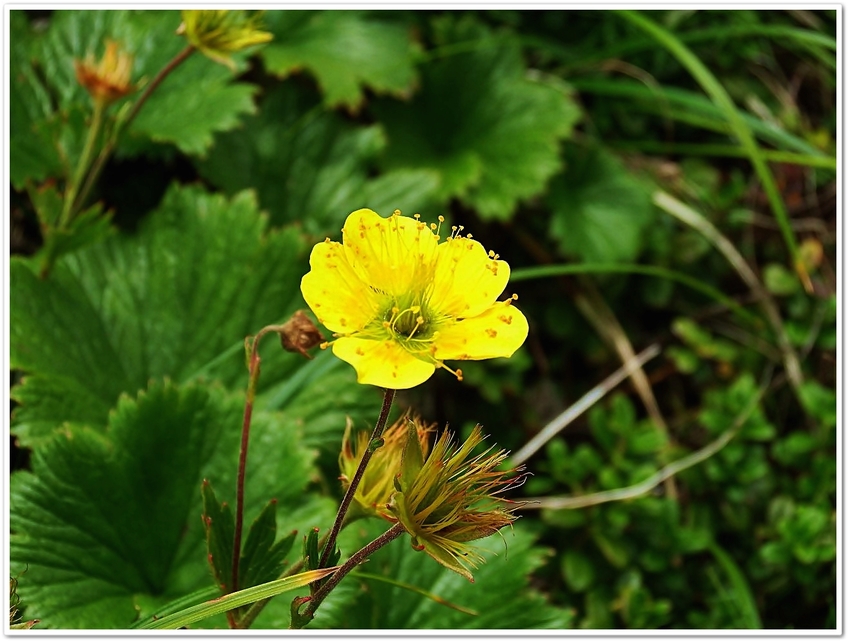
[229,325,284,624]
[318,388,396,569]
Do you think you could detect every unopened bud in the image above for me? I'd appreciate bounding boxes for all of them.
[74,40,135,105]
[279,310,324,359]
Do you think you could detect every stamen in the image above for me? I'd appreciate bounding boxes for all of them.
[435,360,463,381]
[406,315,425,340]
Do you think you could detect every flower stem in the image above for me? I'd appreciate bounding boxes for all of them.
[229,324,286,623]
[60,98,105,228]
[73,45,195,214]
[318,388,396,570]
[294,522,406,628]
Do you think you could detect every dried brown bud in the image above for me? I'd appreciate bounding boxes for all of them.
[279,310,324,359]
[74,40,135,105]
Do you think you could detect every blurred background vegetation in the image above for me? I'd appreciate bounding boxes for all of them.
[10,9,836,629]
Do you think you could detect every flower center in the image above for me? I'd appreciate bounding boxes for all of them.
[386,305,429,340]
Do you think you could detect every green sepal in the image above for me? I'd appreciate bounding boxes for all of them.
[400,419,424,492]
[238,498,297,590]
[303,527,321,571]
[201,479,236,594]
[290,595,313,629]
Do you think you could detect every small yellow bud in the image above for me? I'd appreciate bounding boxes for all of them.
[177,10,272,70]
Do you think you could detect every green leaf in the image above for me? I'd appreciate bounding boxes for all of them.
[239,502,297,591]
[547,144,656,263]
[561,549,596,593]
[798,380,837,428]
[261,11,419,109]
[374,18,580,220]
[9,13,63,189]
[201,480,236,593]
[9,379,320,629]
[195,83,386,233]
[10,183,311,446]
[16,10,258,165]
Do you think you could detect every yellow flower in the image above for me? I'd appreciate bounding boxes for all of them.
[177,10,273,70]
[339,415,433,520]
[300,209,529,389]
[387,425,525,582]
[73,40,135,105]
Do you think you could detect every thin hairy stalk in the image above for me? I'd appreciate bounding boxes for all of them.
[349,571,479,616]
[230,324,287,612]
[654,190,803,394]
[509,344,661,467]
[60,99,105,227]
[74,45,195,213]
[522,374,768,510]
[618,10,812,292]
[295,523,406,627]
[318,388,396,570]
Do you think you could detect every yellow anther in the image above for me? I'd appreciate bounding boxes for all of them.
[414,213,421,220]
[393,209,402,217]
[438,215,445,222]
[430,223,437,231]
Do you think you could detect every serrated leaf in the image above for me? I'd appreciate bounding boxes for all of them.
[10,183,309,446]
[374,18,580,220]
[238,500,297,591]
[13,10,258,173]
[201,480,236,593]
[9,11,64,188]
[128,52,258,155]
[547,144,656,263]
[195,82,386,233]
[9,380,322,629]
[261,10,419,110]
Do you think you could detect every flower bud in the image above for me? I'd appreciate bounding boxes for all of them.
[177,10,272,70]
[74,40,135,105]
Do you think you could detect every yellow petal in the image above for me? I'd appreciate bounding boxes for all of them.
[333,337,436,389]
[429,236,510,318]
[300,239,377,333]
[432,302,528,360]
[342,209,439,299]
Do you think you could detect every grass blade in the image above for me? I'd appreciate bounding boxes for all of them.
[511,262,762,326]
[617,10,812,292]
[653,190,803,393]
[140,568,337,629]
[708,542,764,628]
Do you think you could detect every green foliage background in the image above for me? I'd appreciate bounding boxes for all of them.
[9,8,836,630]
